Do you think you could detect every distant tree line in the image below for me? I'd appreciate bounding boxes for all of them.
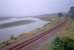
[57,7,74,20]
[68,7,74,20]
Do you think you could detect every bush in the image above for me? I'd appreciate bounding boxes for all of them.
[58,13,63,17]
[52,37,74,50]
[10,35,17,40]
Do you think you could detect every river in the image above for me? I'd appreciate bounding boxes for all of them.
[0,17,48,42]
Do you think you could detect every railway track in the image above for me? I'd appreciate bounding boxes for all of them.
[3,19,69,50]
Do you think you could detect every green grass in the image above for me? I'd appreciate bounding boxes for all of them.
[42,20,74,50]
[52,37,74,50]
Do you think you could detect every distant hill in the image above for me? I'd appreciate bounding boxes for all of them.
[0,17,12,21]
[0,13,58,21]
[32,14,58,21]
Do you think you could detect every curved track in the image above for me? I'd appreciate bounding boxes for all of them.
[4,19,69,50]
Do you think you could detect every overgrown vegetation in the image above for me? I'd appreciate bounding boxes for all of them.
[52,20,74,50]
[52,37,74,50]
[0,41,10,48]
[0,35,17,48]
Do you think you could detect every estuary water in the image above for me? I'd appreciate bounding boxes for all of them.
[0,17,48,42]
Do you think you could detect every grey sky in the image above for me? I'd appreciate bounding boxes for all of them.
[0,0,73,17]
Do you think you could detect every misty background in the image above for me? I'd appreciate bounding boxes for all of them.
[0,0,74,17]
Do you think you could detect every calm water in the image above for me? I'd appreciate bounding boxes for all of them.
[0,17,48,42]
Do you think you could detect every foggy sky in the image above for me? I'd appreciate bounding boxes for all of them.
[0,0,73,17]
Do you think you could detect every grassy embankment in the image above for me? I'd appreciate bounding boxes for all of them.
[42,20,74,50]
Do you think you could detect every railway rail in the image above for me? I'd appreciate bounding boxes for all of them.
[2,19,69,50]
